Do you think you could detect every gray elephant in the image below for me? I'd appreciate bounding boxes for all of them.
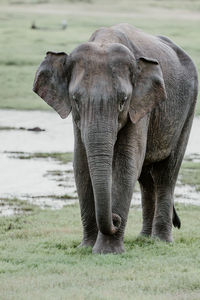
[33,24,198,254]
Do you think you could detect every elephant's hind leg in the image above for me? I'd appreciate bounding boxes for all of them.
[139,167,156,237]
[151,111,195,242]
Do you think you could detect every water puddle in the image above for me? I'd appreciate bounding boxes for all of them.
[0,109,74,153]
[0,152,77,211]
[1,109,200,216]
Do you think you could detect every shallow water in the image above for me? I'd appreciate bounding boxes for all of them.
[1,109,200,155]
[0,152,76,205]
[1,109,200,216]
[0,109,74,153]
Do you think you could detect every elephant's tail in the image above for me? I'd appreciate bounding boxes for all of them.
[173,206,181,229]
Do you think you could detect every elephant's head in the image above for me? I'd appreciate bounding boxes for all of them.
[33,42,166,236]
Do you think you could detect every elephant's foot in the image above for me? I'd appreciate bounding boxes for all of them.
[139,227,152,237]
[78,237,97,248]
[78,229,98,248]
[151,232,173,243]
[92,232,124,254]
[151,220,173,242]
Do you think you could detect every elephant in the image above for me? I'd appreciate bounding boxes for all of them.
[33,23,198,254]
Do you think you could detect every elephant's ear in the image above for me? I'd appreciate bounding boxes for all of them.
[33,51,71,119]
[129,57,167,124]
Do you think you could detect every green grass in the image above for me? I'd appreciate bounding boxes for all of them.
[0,2,200,298]
[0,0,199,113]
[0,203,200,299]
[0,197,39,213]
[7,151,73,163]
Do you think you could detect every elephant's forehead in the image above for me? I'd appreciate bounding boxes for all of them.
[70,42,134,69]
[69,42,133,96]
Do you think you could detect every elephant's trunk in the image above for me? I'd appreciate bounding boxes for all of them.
[84,125,121,236]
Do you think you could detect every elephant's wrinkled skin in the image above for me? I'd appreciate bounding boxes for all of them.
[33,24,198,254]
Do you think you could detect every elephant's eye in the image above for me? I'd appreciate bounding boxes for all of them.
[72,94,79,109]
[119,96,127,112]
[72,94,78,102]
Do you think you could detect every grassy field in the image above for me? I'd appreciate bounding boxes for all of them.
[0,203,199,300]
[0,0,200,113]
[1,1,200,299]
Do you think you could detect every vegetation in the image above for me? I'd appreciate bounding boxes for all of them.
[0,1,200,299]
[0,197,39,214]
[0,0,200,113]
[0,203,199,300]
[11,151,73,163]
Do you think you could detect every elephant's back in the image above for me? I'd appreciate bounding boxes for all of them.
[112,23,197,78]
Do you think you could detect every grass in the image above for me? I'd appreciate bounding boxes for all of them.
[0,1,200,298]
[30,194,77,200]
[0,0,200,113]
[0,197,39,214]
[0,203,199,299]
[7,151,73,163]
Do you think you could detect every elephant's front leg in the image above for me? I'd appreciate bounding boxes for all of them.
[138,167,156,237]
[92,146,138,254]
[73,126,98,248]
